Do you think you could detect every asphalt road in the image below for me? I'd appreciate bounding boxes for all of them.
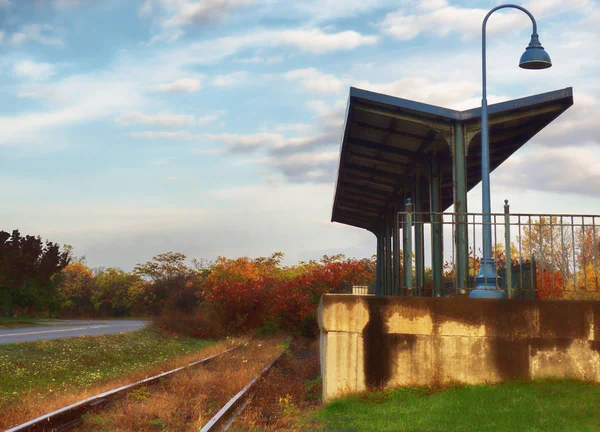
[0,319,148,344]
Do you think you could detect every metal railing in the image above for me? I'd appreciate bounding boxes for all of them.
[398,202,600,300]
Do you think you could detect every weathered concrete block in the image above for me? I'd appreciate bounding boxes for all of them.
[319,295,600,401]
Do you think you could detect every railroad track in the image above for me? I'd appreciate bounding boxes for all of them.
[6,344,285,432]
[199,350,284,432]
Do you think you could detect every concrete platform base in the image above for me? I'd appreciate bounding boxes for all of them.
[318,295,600,401]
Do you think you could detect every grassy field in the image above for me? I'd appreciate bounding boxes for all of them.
[309,380,600,432]
[0,328,215,405]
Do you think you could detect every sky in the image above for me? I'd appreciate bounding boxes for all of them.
[0,0,598,271]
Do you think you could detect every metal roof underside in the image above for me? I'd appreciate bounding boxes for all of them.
[331,86,574,233]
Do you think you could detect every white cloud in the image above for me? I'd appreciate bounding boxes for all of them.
[380,0,596,41]
[11,24,64,46]
[116,112,197,127]
[54,0,88,6]
[129,130,198,140]
[162,28,378,65]
[284,68,344,94]
[13,60,56,81]
[203,132,283,152]
[353,77,481,110]
[157,98,345,168]
[211,71,248,87]
[273,123,312,134]
[151,157,175,166]
[280,28,377,54]
[117,111,221,128]
[17,89,58,100]
[163,0,254,27]
[380,2,526,41]
[273,151,339,166]
[0,32,4,43]
[496,145,600,197]
[131,130,282,153]
[198,114,222,125]
[229,99,348,183]
[0,91,139,148]
[147,29,184,45]
[237,56,284,64]
[0,0,10,7]
[261,151,340,183]
[0,41,234,148]
[530,93,600,147]
[1,56,148,147]
[138,0,153,17]
[524,0,595,16]
[292,0,392,23]
[153,77,202,93]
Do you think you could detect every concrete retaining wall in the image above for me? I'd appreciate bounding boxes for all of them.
[318,294,600,401]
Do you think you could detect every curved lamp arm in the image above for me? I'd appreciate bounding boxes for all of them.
[482,4,538,99]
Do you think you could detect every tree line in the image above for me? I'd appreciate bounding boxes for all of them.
[0,230,71,316]
[0,230,375,336]
[3,221,596,335]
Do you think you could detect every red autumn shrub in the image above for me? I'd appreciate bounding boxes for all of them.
[200,253,375,336]
[536,269,564,299]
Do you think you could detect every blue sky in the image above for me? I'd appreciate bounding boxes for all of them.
[0,0,598,270]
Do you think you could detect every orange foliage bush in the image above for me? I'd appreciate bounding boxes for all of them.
[536,270,564,300]
[199,253,375,336]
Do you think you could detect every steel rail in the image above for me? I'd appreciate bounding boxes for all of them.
[5,345,241,432]
[199,350,285,432]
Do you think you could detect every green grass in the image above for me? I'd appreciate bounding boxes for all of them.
[310,381,600,432]
[0,328,214,406]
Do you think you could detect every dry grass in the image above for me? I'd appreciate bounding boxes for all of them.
[1,336,247,430]
[230,337,323,431]
[74,336,286,431]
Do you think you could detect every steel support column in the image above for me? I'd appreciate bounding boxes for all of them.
[405,199,414,291]
[381,220,388,295]
[374,231,382,296]
[385,218,394,295]
[414,176,425,296]
[402,199,409,293]
[430,153,443,296]
[393,205,400,296]
[453,122,469,291]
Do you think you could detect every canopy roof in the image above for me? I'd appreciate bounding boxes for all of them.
[331,87,573,232]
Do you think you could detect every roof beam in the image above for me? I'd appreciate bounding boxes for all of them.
[344,162,401,177]
[338,196,384,210]
[338,192,385,207]
[338,206,380,218]
[353,103,453,133]
[464,103,566,129]
[344,170,400,187]
[344,177,396,192]
[353,121,425,143]
[347,151,411,170]
[334,211,375,223]
[349,137,428,161]
[341,186,390,201]
[340,182,395,197]
[334,209,379,223]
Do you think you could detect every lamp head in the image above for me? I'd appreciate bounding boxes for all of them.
[519,33,552,69]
